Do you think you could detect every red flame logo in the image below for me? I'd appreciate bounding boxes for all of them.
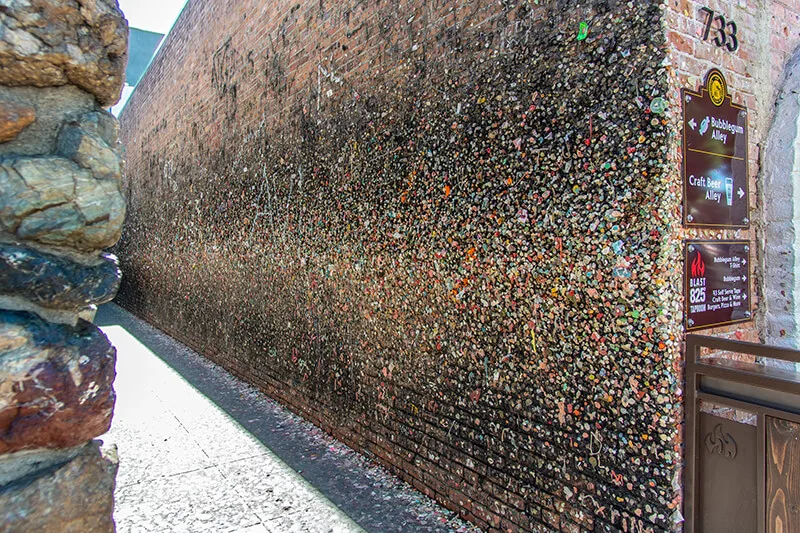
[691,252,705,278]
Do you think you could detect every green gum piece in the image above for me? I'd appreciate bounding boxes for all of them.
[577,22,589,41]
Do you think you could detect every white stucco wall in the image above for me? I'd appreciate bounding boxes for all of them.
[762,51,800,349]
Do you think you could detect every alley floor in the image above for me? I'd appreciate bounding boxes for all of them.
[97,304,483,533]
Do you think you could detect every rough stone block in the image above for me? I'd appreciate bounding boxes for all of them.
[0,155,125,250]
[57,111,122,182]
[0,440,117,533]
[0,101,35,143]
[0,445,84,487]
[0,86,95,157]
[0,0,129,106]
[0,244,121,314]
[0,311,116,454]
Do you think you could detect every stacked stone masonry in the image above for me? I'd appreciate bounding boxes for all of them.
[0,1,128,531]
[117,1,800,532]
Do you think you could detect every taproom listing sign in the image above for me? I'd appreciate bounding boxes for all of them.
[685,240,751,331]
[682,69,749,228]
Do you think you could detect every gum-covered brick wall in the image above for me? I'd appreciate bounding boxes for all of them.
[118,1,683,531]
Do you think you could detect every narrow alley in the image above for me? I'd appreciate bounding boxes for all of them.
[97,304,482,533]
[4,1,800,531]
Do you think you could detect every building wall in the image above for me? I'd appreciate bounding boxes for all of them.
[761,50,800,350]
[665,0,800,348]
[115,0,800,531]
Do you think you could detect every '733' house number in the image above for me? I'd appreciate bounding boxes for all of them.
[700,7,739,52]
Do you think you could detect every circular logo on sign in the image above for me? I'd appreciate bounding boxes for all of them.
[706,69,727,107]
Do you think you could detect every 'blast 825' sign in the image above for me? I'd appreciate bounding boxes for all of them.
[685,240,751,331]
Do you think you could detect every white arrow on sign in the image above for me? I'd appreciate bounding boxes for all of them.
[689,118,697,130]
[738,188,745,199]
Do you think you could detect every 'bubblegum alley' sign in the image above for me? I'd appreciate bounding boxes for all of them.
[682,69,749,228]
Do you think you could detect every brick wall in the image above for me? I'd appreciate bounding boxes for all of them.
[665,0,800,344]
[117,1,800,531]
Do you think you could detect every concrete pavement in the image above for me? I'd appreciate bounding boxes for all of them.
[97,304,482,533]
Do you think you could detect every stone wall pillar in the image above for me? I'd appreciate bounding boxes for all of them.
[0,1,128,531]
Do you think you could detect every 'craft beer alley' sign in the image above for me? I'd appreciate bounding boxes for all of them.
[682,69,749,228]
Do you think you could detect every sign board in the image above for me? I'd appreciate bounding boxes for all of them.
[682,69,749,228]
[685,240,751,331]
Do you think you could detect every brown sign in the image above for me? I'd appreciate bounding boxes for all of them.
[682,69,749,228]
[685,240,751,331]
